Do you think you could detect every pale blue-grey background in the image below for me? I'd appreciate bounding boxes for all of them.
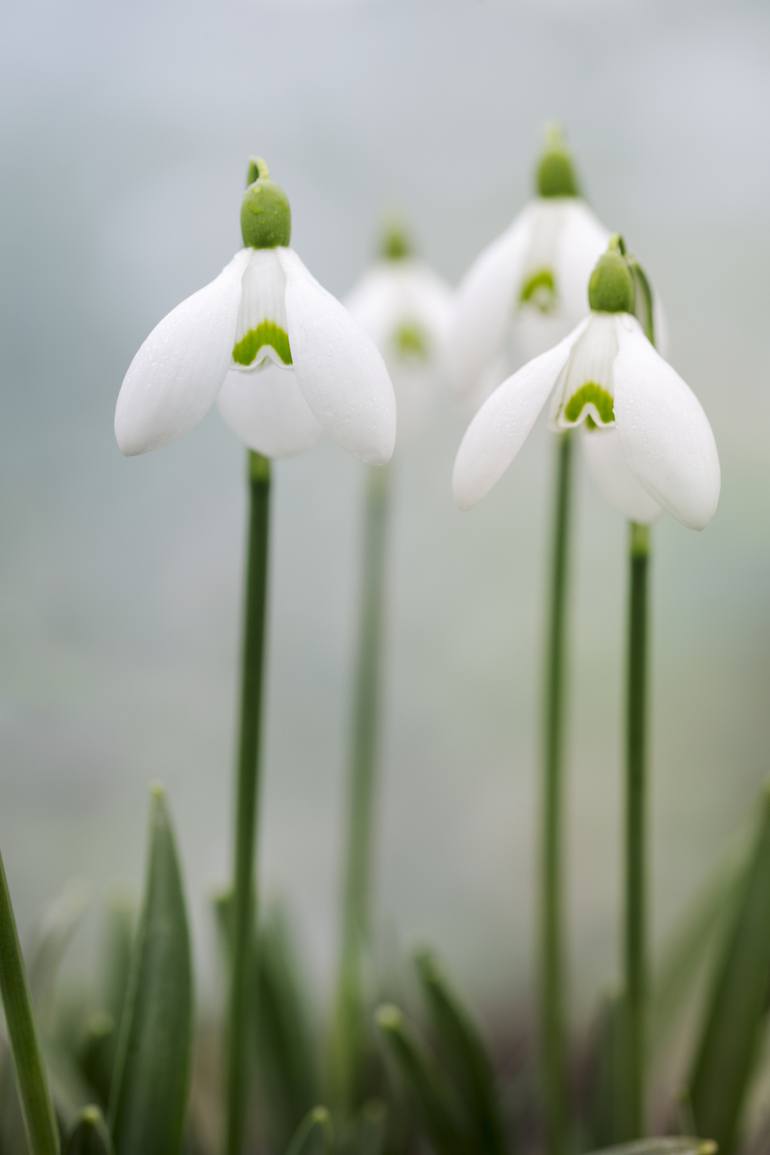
[1,0,769,1017]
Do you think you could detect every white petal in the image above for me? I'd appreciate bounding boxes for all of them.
[115,250,250,455]
[217,364,322,458]
[452,321,586,510]
[581,426,662,524]
[448,205,535,397]
[553,200,611,322]
[280,248,396,464]
[614,319,721,530]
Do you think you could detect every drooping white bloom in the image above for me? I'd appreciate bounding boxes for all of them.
[453,246,720,530]
[449,129,610,399]
[115,160,396,464]
[345,227,452,435]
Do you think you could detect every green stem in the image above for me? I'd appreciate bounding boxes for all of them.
[224,451,271,1155]
[624,521,650,1137]
[539,432,573,1155]
[0,852,60,1155]
[334,464,391,1110]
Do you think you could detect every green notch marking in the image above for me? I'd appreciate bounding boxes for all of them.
[563,381,615,426]
[232,321,292,367]
[519,267,557,314]
[394,322,429,360]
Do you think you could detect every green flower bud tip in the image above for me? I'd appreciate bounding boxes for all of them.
[381,220,412,261]
[535,122,581,199]
[241,155,292,249]
[588,236,635,314]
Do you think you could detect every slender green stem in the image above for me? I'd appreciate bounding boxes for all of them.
[0,852,60,1155]
[224,451,271,1155]
[624,520,650,1137]
[539,431,573,1155]
[334,464,391,1110]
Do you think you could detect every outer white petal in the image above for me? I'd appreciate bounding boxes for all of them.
[217,365,322,458]
[280,248,396,464]
[614,318,721,530]
[448,205,535,397]
[452,321,587,510]
[554,200,611,324]
[511,200,608,364]
[115,250,250,455]
[581,427,662,524]
[345,265,399,348]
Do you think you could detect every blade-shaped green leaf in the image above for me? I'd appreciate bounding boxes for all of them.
[109,786,193,1155]
[356,1099,387,1155]
[76,1013,115,1108]
[284,1106,332,1155]
[585,990,630,1150]
[213,892,318,1152]
[414,949,506,1155]
[689,786,770,1154]
[651,838,745,1058]
[65,1106,114,1155]
[0,849,60,1155]
[375,1004,467,1155]
[587,1142,715,1155]
[101,899,134,1033]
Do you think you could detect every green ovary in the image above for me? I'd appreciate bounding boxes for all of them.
[519,267,557,314]
[232,321,292,367]
[393,322,429,360]
[563,381,615,426]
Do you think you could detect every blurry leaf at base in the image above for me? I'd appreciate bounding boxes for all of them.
[284,1105,333,1155]
[587,1142,715,1154]
[413,949,506,1155]
[65,1105,114,1155]
[688,784,770,1155]
[0,850,61,1155]
[100,900,134,1033]
[375,1003,468,1155]
[585,990,630,1149]
[651,836,745,1059]
[109,787,193,1155]
[76,1014,115,1108]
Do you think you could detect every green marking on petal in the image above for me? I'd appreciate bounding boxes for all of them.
[519,267,557,315]
[232,321,292,367]
[563,381,615,426]
[393,322,429,361]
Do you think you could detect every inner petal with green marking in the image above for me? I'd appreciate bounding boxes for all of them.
[232,321,292,367]
[232,248,293,371]
[562,381,615,428]
[393,321,429,361]
[519,267,558,315]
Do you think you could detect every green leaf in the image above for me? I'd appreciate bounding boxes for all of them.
[356,1099,387,1155]
[109,786,193,1155]
[101,899,134,1032]
[413,949,506,1155]
[28,884,90,1028]
[585,990,630,1150]
[0,849,61,1155]
[688,786,770,1155]
[213,893,318,1152]
[587,1143,715,1155]
[76,1014,115,1108]
[651,838,745,1058]
[65,1106,114,1155]
[284,1106,332,1155]
[375,1004,467,1155]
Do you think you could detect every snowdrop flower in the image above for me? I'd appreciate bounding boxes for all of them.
[449,126,610,399]
[115,158,396,463]
[345,224,452,436]
[453,238,720,530]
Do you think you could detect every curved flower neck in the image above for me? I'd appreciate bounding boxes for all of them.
[240,156,292,250]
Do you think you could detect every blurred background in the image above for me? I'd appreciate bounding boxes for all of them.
[1,0,769,1023]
